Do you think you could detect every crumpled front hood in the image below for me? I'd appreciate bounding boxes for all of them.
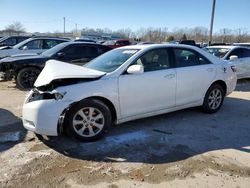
[34,60,106,87]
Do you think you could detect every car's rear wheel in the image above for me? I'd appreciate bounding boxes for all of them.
[16,67,41,89]
[64,99,111,141]
[202,84,225,113]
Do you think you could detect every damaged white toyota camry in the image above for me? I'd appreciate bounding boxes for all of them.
[22,44,237,141]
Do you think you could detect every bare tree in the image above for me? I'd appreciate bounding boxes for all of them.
[4,21,26,35]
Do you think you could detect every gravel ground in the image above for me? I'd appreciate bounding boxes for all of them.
[0,80,250,188]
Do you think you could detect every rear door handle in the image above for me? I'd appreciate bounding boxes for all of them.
[164,74,175,79]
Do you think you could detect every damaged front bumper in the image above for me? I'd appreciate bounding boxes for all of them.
[22,89,71,136]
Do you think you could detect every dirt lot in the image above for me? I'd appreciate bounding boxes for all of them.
[0,80,250,188]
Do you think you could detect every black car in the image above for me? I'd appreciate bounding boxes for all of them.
[0,42,112,89]
[0,36,30,47]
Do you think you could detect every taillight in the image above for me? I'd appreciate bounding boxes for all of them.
[231,65,237,72]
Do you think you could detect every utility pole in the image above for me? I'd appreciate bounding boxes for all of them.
[209,0,216,45]
[63,17,66,36]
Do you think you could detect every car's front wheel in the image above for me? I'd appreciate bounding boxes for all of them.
[202,84,225,113]
[64,99,112,141]
[16,67,41,89]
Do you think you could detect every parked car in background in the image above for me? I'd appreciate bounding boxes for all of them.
[0,37,69,59]
[179,40,197,47]
[74,38,96,43]
[0,42,112,89]
[103,39,130,48]
[206,46,250,79]
[0,36,30,47]
[233,43,250,48]
[22,44,237,141]
[136,41,155,45]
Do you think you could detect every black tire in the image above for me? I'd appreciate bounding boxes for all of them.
[202,84,225,113]
[64,99,112,141]
[16,67,41,89]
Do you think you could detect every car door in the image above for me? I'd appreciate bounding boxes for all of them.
[227,48,250,78]
[118,48,176,118]
[173,48,216,106]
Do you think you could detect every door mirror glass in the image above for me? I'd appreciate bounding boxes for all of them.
[127,65,144,74]
[22,46,28,50]
[57,52,65,58]
[229,55,238,61]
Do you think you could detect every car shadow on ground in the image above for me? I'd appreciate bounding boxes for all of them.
[236,79,250,91]
[38,94,250,164]
[0,108,27,152]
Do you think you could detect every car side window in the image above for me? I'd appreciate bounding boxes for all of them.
[85,46,98,58]
[21,39,43,50]
[173,48,210,67]
[43,39,63,49]
[227,49,242,59]
[242,49,250,58]
[98,46,111,54]
[62,46,83,59]
[4,38,16,46]
[134,49,170,72]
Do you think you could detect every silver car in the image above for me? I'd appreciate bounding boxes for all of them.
[0,37,69,59]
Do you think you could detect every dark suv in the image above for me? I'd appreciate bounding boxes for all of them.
[0,36,30,47]
[0,42,112,89]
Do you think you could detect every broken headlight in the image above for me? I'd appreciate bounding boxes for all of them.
[27,89,66,103]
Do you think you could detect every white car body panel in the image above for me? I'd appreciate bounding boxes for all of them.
[230,57,250,79]
[22,44,237,136]
[119,68,176,118]
[176,64,216,106]
[206,45,250,79]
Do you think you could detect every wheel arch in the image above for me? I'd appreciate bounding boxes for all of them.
[59,96,118,134]
[86,96,117,123]
[210,80,227,95]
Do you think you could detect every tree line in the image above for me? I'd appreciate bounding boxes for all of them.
[1,22,249,43]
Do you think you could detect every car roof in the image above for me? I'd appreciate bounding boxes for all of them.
[119,43,200,50]
[206,45,249,50]
[59,41,109,46]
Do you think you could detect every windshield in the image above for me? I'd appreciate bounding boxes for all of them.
[85,48,139,72]
[206,47,230,58]
[41,42,68,57]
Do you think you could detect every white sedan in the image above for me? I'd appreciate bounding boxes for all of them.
[22,44,237,141]
[206,45,250,79]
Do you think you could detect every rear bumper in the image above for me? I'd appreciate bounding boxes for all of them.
[225,74,237,95]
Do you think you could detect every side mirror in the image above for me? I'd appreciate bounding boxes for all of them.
[56,52,65,58]
[229,55,238,61]
[22,46,28,50]
[127,65,144,74]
